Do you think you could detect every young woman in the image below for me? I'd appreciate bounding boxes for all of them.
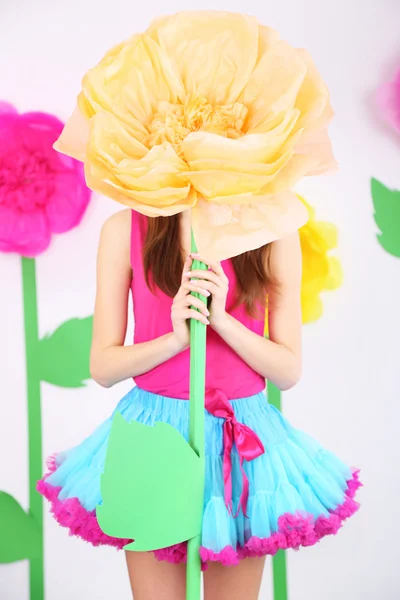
[37,207,360,600]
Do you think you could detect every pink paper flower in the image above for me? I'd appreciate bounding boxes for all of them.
[377,68,400,134]
[0,101,91,257]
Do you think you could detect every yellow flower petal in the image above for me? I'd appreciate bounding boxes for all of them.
[294,49,332,131]
[89,111,148,163]
[147,11,259,105]
[301,294,323,324]
[53,104,89,161]
[261,155,319,195]
[298,195,343,324]
[181,127,297,199]
[294,128,338,176]
[183,109,299,163]
[325,257,343,290]
[192,191,309,260]
[85,162,197,217]
[242,40,307,133]
[82,34,184,135]
[183,171,278,199]
[257,25,282,55]
[86,112,192,212]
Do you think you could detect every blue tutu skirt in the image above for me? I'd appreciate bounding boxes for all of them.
[37,385,360,567]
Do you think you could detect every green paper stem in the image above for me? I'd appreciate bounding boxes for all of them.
[267,380,288,600]
[187,230,207,600]
[267,379,282,412]
[272,549,288,600]
[21,257,44,600]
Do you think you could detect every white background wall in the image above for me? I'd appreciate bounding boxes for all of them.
[0,0,399,598]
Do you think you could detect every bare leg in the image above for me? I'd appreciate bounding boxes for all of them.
[125,551,186,600]
[204,557,266,600]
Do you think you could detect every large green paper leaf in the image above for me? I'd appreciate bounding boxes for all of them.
[34,316,93,387]
[0,492,41,563]
[371,178,400,258]
[97,412,203,551]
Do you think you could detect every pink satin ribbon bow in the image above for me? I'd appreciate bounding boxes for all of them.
[205,389,265,518]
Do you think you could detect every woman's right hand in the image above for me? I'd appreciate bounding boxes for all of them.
[171,255,211,351]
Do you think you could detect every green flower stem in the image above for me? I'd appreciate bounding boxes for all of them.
[272,549,288,600]
[267,380,288,600]
[186,230,207,600]
[21,257,44,600]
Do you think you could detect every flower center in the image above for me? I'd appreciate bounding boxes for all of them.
[145,94,248,156]
[0,152,54,211]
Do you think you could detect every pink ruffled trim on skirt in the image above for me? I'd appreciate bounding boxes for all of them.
[36,454,130,550]
[37,456,361,568]
[157,470,362,568]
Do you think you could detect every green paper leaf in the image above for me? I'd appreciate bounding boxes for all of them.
[97,412,203,552]
[0,492,41,563]
[35,316,93,387]
[371,178,400,258]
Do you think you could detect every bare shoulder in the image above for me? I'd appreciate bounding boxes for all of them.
[270,230,301,253]
[269,231,302,286]
[99,209,131,247]
[98,208,132,264]
[100,208,131,238]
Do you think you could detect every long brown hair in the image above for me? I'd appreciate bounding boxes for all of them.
[143,215,275,318]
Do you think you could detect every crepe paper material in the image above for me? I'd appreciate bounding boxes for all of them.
[2,258,93,599]
[0,101,91,600]
[21,257,44,600]
[273,551,288,600]
[267,380,288,600]
[33,317,93,387]
[187,231,207,599]
[298,196,343,323]
[376,68,400,134]
[0,492,41,563]
[53,10,337,262]
[267,373,288,599]
[371,178,400,258]
[264,195,343,332]
[0,101,91,258]
[97,412,203,551]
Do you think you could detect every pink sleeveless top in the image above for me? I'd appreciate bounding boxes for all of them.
[130,210,266,400]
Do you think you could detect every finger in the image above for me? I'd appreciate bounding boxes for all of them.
[175,255,193,295]
[190,253,225,276]
[181,255,193,284]
[176,278,210,303]
[183,308,209,325]
[173,290,209,313]
[184,254,193,268]
[184,280,219,296]
[183,294,210,316]
[174,283,189,300]
[183,269,222,287]
[175,292,209,315]
[182,281,211,297]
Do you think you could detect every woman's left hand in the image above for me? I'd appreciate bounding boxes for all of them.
[183,253,229,329]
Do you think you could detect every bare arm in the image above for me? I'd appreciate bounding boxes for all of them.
[89,210,183,388]
[211,232,303,390]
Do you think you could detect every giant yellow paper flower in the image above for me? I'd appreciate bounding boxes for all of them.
[55,11,337,260]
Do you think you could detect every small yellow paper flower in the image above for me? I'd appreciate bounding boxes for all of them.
[55,11,337,260]
[265,196,342,333]
[299,197,343,324]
